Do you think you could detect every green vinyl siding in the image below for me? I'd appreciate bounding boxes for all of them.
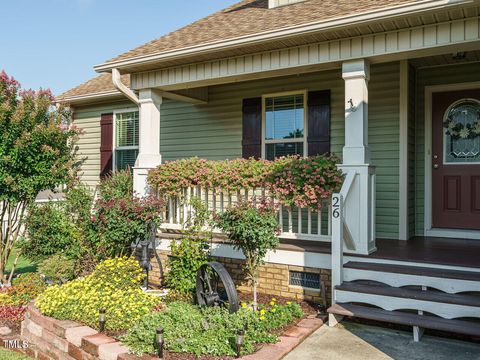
[369,62,400,239]
[159,68,345,160]
[73,101,134,188]
[414,63,480,235]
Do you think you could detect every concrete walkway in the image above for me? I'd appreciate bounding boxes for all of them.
[283,321,480,360]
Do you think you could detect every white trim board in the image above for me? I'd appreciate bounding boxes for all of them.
[399,60,409,240]
[155,238,332,269]
[423,81,480,240]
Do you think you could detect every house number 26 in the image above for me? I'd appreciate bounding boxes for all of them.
[332,195,341,219]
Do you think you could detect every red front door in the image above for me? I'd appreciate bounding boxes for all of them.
[432,89,480,230]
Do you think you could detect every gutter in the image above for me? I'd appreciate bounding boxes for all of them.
[94,0,475,72]
[112,68,139,105]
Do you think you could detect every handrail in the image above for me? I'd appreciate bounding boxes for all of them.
[331,170,356,302]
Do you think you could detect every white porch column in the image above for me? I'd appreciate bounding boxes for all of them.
[133,89,163,196]
[339,59,376,255]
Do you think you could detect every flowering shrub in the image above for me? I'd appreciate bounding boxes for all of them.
[0,305,26,322]
[0,70,80,284]
[0,273,46,306]
[268,155,343,209]
[36,257,161,330]
[148,156,343,209]
[122,300,303,356]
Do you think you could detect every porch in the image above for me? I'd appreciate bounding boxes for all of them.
[279,236,480,270]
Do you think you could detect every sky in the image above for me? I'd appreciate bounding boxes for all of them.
[1,0,234,95]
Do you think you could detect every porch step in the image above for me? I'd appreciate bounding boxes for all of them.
[344,261,480,281]
[334,282,480,319]
[343,261,480,293]
[327,303,480,337]
[336,282,480,307]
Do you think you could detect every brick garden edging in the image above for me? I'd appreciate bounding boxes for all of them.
[15,303,325,360]
[19,303,128,360]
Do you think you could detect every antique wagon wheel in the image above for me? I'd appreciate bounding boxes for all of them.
[196,261,239,313]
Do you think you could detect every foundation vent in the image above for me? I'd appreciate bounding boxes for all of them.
[289,271,320,289]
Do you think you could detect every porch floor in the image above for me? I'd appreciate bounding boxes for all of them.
[279,236,480,269]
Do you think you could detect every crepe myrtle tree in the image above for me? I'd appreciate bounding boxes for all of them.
[0,70,80,284]
[215,199,280,310]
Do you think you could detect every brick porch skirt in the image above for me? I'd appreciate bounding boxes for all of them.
[145,246,332,306]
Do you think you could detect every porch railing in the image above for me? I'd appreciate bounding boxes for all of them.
[160,186,332,242]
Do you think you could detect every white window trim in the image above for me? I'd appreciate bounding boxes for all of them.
[112,107,140,171]
[261,89,308,160]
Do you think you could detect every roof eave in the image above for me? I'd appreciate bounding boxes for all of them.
[56,90,126,106]
[94,0,474,73]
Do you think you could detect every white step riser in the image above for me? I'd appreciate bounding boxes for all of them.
[335,290,480,320]
[343,268,480,294]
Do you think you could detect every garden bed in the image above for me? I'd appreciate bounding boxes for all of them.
[19,303,324,360]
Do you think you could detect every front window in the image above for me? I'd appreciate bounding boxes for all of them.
[264,93,305,160]
[115,110,139,171]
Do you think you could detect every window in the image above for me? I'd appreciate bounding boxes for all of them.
[114,110,139,171]
[264,93,306,160]
[443,99,480,164]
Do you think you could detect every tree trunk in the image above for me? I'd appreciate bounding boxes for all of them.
[252,278,258,311]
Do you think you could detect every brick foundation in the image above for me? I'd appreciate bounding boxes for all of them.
[146,238,332,306]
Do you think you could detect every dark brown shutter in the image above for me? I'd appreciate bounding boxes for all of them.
[100,113,113,178]
[307,90,331,156]
[242,97,262,159]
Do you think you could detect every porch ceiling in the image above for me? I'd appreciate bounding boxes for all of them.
[409,49,480,67]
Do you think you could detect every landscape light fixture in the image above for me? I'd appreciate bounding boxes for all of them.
[236,329,245,358]
[156,327,164,358]
[98,308,106,332]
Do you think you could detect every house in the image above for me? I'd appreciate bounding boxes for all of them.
[58,0,480,341]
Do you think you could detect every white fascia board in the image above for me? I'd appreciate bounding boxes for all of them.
[56,90,125,105]
[94,0,473,72]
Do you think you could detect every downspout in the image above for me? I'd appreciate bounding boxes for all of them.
[112,68,140,105]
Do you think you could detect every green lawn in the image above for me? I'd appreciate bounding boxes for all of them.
[5,248,37,275]
[0,348,32,360]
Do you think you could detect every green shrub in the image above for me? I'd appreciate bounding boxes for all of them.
[91,195,164,260]
[166,198,211,295]
[97,169,133,201]
[36,257,160,330]
[215,200,280,308]
[19,202,81,262]
[38,254,76,284]
[122,300,303,356]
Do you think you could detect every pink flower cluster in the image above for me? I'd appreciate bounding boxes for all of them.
[148,155,343,210]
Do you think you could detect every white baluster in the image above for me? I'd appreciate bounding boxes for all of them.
[298,207,302,234]
[307,208,312,235]
[288,208,293,233]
